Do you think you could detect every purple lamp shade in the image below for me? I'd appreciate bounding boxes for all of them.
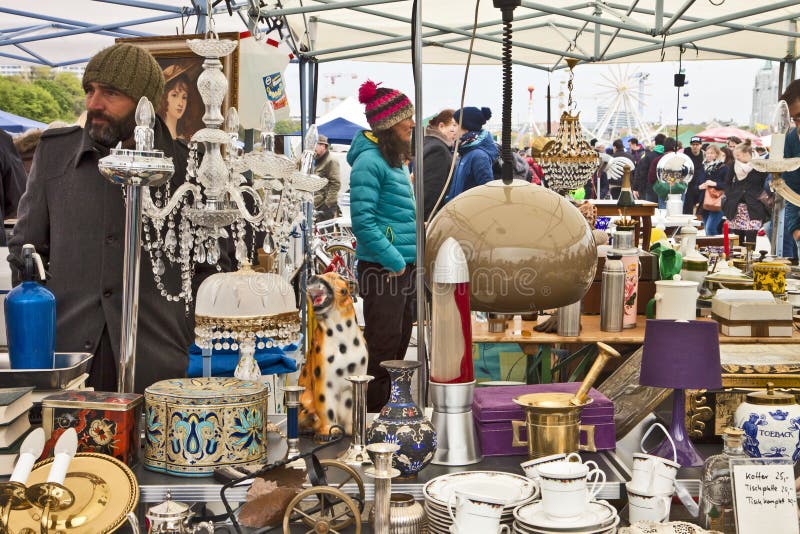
[639,319,722,390]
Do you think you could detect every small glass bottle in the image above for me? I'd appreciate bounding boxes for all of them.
[699,427,745,533]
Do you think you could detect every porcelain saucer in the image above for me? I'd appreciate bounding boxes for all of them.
[513,514,620,534]
[514,500,617,531]
[424,471,537,508]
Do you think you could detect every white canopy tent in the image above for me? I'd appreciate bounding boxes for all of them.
[1,1,798,70]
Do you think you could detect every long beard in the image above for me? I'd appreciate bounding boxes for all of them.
[86,110,136,148]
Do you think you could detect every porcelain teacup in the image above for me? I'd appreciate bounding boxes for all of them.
[520,452,598,480]
[447,488,510,534]
[626,483,672,523]
[535,460,606,520]
[631,423,680,494]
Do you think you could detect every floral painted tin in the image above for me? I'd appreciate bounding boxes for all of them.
[144,377,269,477]
[41,391,143,466]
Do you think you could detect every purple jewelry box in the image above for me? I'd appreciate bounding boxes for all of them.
[472,382,616,456]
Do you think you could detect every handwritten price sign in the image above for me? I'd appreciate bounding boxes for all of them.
[731,458,799,534]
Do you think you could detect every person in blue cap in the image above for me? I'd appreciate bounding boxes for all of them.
[446,106,497,201]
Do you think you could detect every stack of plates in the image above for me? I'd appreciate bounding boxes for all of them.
[513,500,620,534]
[422,471,538,534]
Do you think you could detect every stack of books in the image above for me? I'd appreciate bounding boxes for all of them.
[0,387,34,475]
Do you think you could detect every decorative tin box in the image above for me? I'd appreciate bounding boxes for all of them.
[144,377,269,477]
[473,383,615,456]
[41,390,143,466]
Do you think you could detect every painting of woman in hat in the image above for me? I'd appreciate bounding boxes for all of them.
[156,58,204,141]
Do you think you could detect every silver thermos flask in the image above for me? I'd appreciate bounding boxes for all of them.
[600,252,625,332]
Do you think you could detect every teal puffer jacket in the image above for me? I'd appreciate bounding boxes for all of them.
[347,131,417,273]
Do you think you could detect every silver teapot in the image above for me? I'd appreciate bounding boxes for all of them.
[145,491,214,534]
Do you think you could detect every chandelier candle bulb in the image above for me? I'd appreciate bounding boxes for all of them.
[8,428,45,485]
[45,428,77,485]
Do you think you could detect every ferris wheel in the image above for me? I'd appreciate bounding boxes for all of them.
[588,65,657,144]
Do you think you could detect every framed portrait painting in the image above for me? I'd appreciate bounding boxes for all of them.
[116,33,240,142]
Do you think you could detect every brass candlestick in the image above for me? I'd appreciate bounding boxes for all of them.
[0,481,30,533]
[283,385,306,470]
[25,482,75,534]
[338,375,373,466]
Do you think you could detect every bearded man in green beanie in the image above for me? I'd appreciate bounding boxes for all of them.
[10,43,228,393]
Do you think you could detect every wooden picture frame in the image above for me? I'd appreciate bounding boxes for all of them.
[116,33,240,142]
[596,346,672,439]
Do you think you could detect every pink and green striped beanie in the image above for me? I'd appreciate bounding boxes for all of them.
[358,80,414,132]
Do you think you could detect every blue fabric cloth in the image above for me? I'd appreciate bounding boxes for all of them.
[347,130,417,273]
[447,130,498,201]
[187,342,298,377]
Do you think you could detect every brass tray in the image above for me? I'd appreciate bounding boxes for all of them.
[9,453,138,533]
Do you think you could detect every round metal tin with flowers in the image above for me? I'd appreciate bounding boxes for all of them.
[144,376,269,476]
[366,360,437,477]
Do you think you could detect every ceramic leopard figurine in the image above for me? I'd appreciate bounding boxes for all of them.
[299,273,367,437]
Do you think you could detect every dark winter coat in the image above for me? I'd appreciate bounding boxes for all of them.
[447,130,498,200]
[722,168,770,223]
[9,117,228,392]
[422,127,455,220]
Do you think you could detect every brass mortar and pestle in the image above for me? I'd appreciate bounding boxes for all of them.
[511,342,620,459]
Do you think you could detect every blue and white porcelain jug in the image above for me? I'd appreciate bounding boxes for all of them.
[734,382,800,462]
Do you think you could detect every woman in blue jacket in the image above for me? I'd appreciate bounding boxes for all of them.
[349,80,417,411]
[446,107,497,201]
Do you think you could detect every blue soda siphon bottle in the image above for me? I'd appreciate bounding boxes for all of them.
[5,244,56,369]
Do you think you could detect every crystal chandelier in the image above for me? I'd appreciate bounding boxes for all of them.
[540,58,600,194]
[136,19,327,303]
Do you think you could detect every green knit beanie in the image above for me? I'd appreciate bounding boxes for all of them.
[83,43,164,106]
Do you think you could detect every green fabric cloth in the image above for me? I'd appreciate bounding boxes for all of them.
[653,145,665,155]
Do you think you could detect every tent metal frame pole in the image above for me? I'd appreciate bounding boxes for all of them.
[50,23,148,38]
[598,0,641,59]
[603,11,800,62]
[307,0,594,61]
[660,0,695,35]
[0,7,149,37]
[605,2,800,40]
[313,40,549,70]
[260,0,405,17]
[0,11,182,46]
[412,0,426,408]
[593,5,601,59]
[667,1,798,36]
[191,0,206,33]
[91,0,186,13]
[654,0,663,34]
[312,4,585,51]
[521,1,651,34]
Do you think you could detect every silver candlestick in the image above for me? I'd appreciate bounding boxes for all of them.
[282,385,305,470]
[364,443,400,534]
[338,375,373,465]
[98,98,174,393]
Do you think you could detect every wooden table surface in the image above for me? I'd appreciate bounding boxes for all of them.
[472,314,800,345]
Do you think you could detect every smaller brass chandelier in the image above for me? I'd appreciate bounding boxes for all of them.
[540,58,600,194]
